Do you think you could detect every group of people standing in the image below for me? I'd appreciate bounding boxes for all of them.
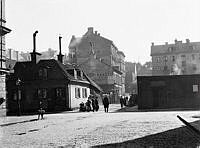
[80,95,99,112]
[120,96,129,108]
[79,94,110,112]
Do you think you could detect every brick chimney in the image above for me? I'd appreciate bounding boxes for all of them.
[186,39,190,43]
[30,31,41,64]
[15,51,19,61]
[8,48,12,59]
[57,36,64,63]
[88,27,93,34]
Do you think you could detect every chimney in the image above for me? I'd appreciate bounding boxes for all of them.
[174,38,178,44]
[30,31,41,64]
[72,35,75,39]
[97,33,100,36]
[151,42,154,46]
[15,51,19,61]
[165,42,168,45]
[95,31,97,35]
[88,27,93,33]
[186,39,190,43]
[57,36,64,63]
[8,49,11,59]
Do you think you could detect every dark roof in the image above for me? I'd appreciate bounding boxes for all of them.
[13,58,101,92]
[14,61,36,80]
[117,51,125,57]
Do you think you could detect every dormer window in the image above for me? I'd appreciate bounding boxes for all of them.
[80,71,83,79]
[76,70,83,79]
[74,69,77,79]
[38,68,48,79]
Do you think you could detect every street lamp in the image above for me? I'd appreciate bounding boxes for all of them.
[16,78,21,116]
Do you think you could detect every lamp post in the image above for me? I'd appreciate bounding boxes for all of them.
[16,78,21,116]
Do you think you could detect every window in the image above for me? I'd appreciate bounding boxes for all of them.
[75,87,81,98]
[193,85,198,92]
[156,57,159,63]
[74,69,77,79]
[182,61,186,67]
[56,88,65,97]
[189,46,194,50]
[192,64,197,71]
[38,88,47,99]
[192,54,195,60]
[172,56,175,62]
[163,56,168,62]
[164,66,168,71]
[38,68,48,79]
[168,47,172,52]
[82,88,87,98]
[181,55,186,58]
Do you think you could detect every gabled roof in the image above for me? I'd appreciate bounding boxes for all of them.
[14,61,36,80]
[68,36,82,49]
[75,65,103,92]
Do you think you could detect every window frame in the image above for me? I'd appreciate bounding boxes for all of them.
[75,87,81,98]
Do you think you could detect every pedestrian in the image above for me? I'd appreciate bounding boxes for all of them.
[91,98,96,112]
[86,99,91,112]
[38,101,45,120]
[94,97,99,111]
[120,96,124,108]
[123,96,126,106]
[103,95,109,112]
[125,96,128,106]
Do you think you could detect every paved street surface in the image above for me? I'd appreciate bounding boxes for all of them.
[0,104,200,148]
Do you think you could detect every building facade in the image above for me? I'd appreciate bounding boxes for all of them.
[6,59,97,114]
[6,35,102,115]
[151,39,200,76]
[68,27,125,102]
[0,0,11,107]
[125,62,137,94]
[137,75,200,110]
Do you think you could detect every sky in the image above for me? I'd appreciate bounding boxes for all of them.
[5,0,200,64]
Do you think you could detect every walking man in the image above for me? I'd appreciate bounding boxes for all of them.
[94,97,99,111]
[103,95,109,112]
[120,96,124,108]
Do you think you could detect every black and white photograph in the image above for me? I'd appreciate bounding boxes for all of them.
[1,0,200,147]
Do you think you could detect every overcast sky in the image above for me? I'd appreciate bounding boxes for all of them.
[5,0,200,64]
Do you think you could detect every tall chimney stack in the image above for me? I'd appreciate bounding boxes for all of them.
[30,31,41,64]
[33,31,38,53]
[57,36,64,63]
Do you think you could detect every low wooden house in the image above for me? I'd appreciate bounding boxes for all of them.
[6,35,102,115]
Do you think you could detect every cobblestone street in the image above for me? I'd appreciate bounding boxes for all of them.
[1,104,200,148]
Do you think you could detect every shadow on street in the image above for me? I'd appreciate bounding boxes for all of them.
[92,120,200,148]
[0,118,38,127]
[113,105,200,113]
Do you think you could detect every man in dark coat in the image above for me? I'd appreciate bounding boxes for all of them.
[94,97,99,111]
[103,95,109,112]
[120,96,124,108]
[91,98,96,112]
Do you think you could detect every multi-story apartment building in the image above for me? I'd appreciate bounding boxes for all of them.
[68,27,125,102]
[151,39,200,75]
[125,62,137,94]
[0,0,11,105]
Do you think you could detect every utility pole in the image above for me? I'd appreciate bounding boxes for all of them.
[16,78,21,116]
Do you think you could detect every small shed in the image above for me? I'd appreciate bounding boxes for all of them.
[137,75,200,110]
